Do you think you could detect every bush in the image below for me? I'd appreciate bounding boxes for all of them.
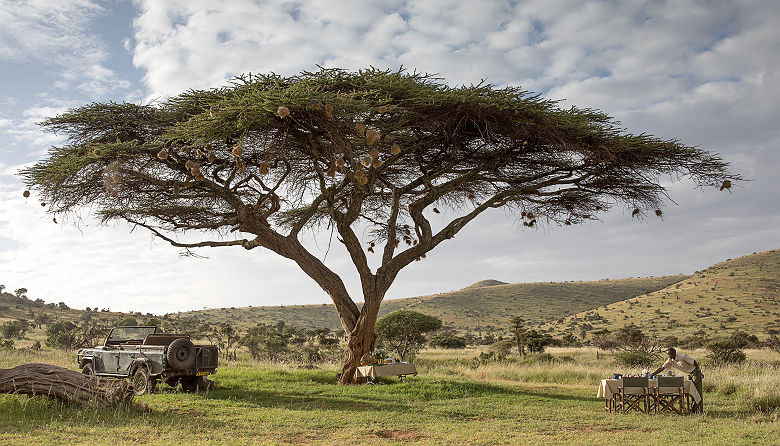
[729,330,761,348]
[1,320,28,339]
[474,351,506,366]
[429,335,467,349]
[706,340,746,365]
[532,353,575,364]
[614,350,659,368]
[679,335,706,349]
[490,339,515,355]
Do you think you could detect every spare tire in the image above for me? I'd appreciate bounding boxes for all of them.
[166,338,196,369]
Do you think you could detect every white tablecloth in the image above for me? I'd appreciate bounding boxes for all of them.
[597,378,701,403]
[355,363,417,379]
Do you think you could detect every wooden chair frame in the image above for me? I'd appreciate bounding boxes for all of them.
[654,376,686,415]
[619,376,650,414]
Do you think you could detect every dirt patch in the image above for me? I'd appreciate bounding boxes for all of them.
[376,430,424,441]
[564,425,654,433]
[166,407,205,417]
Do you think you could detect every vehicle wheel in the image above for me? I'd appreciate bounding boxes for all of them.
[166,338,196,369]
[81,362,95,377]
[180,375,198,393]
[132,365,153,396]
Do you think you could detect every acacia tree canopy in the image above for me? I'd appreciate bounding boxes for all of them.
[20,68,737,383]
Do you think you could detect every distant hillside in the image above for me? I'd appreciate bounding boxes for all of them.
[541,249,780,340]
[185,275,687,332]
[465,279,508,289]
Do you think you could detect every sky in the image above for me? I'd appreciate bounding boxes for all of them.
[0,0,778,315]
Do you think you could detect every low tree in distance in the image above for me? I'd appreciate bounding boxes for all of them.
[510,316,530,356]
[20,68,738,383]
[240,323,289,361]
[429,334,467,349]
[706,339,747,365]
[115,316,138,326]
[45,320,108,350]
[0,320,29,339]
[765,330,779,353]
[525,330,554,354]
[376,310,442,362]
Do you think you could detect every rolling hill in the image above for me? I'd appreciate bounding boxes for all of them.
[541,249,780,340]
[3,250,777,342]
[183,275,687,332]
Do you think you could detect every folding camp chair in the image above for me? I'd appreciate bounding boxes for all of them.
[619,376,650,414]
[654,376,686,414]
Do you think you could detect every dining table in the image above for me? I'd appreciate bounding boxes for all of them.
[597,377,701,412]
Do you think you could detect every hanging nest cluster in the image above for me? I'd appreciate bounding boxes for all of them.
[103,160,123,197]
[521,211,536,227]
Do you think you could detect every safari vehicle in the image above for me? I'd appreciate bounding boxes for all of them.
[77,326,218,395]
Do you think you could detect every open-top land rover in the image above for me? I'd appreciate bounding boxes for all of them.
[77,326,218,395]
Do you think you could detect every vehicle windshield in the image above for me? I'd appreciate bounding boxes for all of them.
[106,327,158,343]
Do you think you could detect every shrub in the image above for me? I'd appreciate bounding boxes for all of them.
[660,335,680,348]
[728,330,761,348]
[678,335,706,349]
[429,335,467,349]
[706,340,747,365]
[490,339,515,355]
[0,320,28,339]
[614,350,659,368]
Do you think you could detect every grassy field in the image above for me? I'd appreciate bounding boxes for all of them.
[542,249,780,340]
[1,347,777,445]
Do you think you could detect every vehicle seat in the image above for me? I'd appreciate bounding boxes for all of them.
[142,334,189,346]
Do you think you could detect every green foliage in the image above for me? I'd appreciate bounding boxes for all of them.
[614,350,659,368]
[239,323,289,361]
[525,330,554,353]
[237,322,341,363]
[728,330,761,348]
[0,320,29,339]
[592,323,656,353]
[376,310,442,361]
[45,320,107,350]
[707,340,747,365]
[115,316,138,326]
[490,339,516,355]
[428,335,467,349]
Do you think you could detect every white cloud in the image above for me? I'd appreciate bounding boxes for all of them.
[1,101,75,153]
[0,0,131,96]
[4,0,779,314]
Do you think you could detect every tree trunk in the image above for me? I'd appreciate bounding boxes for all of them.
[0,363,132,408]
[338,298,382,385]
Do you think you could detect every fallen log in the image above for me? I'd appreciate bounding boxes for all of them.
[0,363,133,408]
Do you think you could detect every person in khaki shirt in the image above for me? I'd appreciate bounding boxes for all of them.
[652,347,704,413]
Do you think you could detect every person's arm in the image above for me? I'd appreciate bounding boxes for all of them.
[652,365,665,376]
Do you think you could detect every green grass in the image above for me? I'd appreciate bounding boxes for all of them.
[1,348,778,445]
[543,249,780,340]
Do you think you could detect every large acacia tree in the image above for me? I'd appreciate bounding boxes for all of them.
[21,68,736,383]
